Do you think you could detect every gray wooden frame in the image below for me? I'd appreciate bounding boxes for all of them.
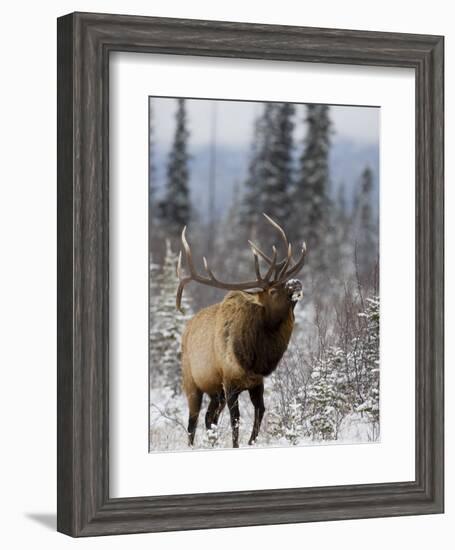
[57,12,444,537]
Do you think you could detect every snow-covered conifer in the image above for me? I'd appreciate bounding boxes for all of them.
[354,296,380,437]
[306,347,350,440]
[240,102,294,238]
[353,166,378,279]
[159,99,191,237]
[149,240,192,394]
[294,104,332,253]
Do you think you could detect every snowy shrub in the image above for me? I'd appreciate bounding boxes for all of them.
[354,296,380,438]
[267,348,309,445]
[305,347,351,440]
[304,294,380,441]
[149,240,193,394]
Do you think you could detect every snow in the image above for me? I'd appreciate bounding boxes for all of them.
[149,386,379,452]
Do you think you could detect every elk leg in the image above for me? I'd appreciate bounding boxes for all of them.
[205,394,220,430]
[205,392,225,430]
[213,393,226,425]
[187,388,203,447]
[227,390,241,448]
[248,384,265,445]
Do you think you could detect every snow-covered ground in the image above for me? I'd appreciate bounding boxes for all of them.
[149,383,379,453]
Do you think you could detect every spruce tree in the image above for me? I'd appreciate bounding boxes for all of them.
[262,102,295,222]
[241,103,273,236]
[240,102,294,245]
[159,98,191,238]
[306,347,351,440]
[149,240,192,395]
[354,295,380,438]
[353,166,377,279]
[221,180,247,270]
[294,104,332,251]
[149,99,157,213]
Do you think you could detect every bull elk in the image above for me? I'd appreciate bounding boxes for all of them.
[176,214,307,448]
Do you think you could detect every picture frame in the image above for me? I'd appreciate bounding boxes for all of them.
[57,11,444,536]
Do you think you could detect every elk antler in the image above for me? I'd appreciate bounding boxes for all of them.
[176,214,307,312]
[248,213,307,284]
[176,227,278,312]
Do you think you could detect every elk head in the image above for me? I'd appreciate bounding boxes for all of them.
[176,213,306,319]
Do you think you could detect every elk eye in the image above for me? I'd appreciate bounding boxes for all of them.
[269,288,278,296]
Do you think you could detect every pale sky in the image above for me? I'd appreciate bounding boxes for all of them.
[150,97,379,152]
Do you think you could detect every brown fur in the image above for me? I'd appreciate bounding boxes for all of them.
[181,286,296,447]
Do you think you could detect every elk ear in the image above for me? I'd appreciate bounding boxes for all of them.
[240,291,264,306]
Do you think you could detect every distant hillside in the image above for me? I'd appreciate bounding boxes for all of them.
[152,138,379,221]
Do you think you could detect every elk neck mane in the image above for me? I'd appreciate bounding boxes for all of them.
[220,291,294,377]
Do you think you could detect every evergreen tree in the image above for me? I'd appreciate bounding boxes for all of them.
[353,166,377,279]
[221,180,247,270]
[159,99,191,238]
[294,104,332,251]
[241,104,273,236]
[149,240,192,394]
[268,395,305,445]
[149,102,162,262]
[149,99,157,214]
[262,102,295,222]
[354,296,380,437]
[240,102,294,240]
[306,347,351,440]
[323,181,351,278]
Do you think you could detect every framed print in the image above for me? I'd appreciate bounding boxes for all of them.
[57,12,444,536]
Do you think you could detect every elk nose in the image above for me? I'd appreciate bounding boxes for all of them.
[285,278,303,302]
[291,289,303,302]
